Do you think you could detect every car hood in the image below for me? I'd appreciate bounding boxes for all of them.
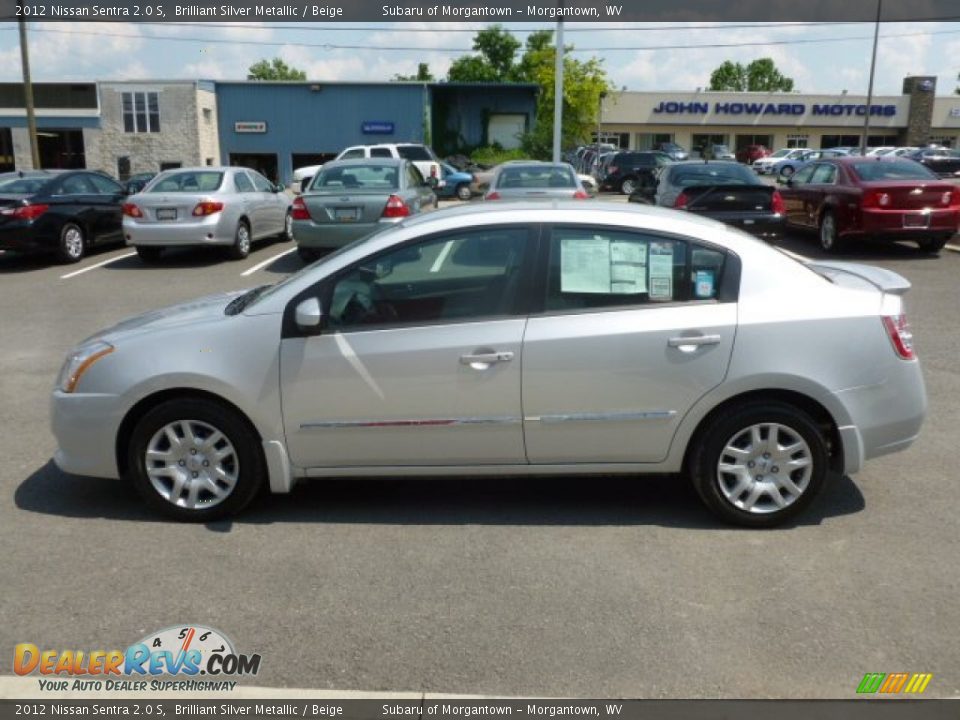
[81,289,247,345]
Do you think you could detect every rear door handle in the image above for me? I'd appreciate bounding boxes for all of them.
[460,351,514,369]
[668,334,722,351]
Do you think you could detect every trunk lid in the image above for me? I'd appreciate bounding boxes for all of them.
[302,191,392,225]
[128,193,215,224]
[861,182,957,210]
[682,184,776,212]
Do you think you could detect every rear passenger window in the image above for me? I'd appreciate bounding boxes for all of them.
[370,148,392,158]
[545,227,726,312]
[339,148,365,160]
[233,173,254,193]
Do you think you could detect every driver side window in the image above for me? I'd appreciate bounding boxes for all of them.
[327,227,529,330]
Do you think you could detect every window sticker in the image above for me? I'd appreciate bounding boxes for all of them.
[610,240,647,293]
[648,243,675,301]
[560,236,611,293]
[694,270,715,299]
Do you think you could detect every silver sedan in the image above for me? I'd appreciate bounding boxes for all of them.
[122,166,293,262]
[51,203,925,526]
[483,162,590,201]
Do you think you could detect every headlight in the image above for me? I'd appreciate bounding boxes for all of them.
[57,341,114,393]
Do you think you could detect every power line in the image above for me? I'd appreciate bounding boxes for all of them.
[2,22,960,53]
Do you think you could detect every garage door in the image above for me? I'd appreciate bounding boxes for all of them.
[487,114,526,149]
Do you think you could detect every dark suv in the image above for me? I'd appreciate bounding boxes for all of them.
[600,151,673,194]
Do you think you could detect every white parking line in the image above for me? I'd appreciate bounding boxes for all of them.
[945,243,960,254]
[240,247,297,277]
[59,251,137,280]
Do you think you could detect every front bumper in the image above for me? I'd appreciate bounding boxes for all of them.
[50,390,124,479]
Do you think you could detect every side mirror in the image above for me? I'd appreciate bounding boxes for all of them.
[295,297,323,332]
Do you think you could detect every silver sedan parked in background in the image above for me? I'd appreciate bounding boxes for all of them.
[122,167,293,262]
[291,158,437,263]
[484,162,590,201]
[51,203,926,526]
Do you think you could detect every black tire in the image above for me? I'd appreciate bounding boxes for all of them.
[455,183,472,201]
[619,177,638,195]
[278,210,294,242]
[126,398,265,522]
[917,236,948,254]
[297,246,319,264]
[136,246,164,263]
[780,165,795,178]
[57,222,86,264]
[689,401,829,528]
[228,221,251,260]
[819,210,842,253]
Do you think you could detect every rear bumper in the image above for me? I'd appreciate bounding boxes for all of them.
[0,224,54,252]
[123,215,233,247]
[849,208,959,240]
[690,211,785,238]
[293,219,398,249]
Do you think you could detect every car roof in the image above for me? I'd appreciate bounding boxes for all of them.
[321,158,404,168]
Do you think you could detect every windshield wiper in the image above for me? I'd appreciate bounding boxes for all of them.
[225,284,272,316]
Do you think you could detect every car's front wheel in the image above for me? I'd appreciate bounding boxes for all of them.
[127,398,265,521]
[620,177,638,195]
[689,401,829,527]
[456,183,472,201]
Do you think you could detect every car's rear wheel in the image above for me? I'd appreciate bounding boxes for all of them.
[917,236,948,254]
[689,401,829,527]
[297,246,319,263]
[136,246,164,263]
[278,211,293,242]
[456,183,472,201]
[620,177,637,195]
[57,223,86,264]
[819,211,842,253]
[228,221,251,260]
[127,398,265,522]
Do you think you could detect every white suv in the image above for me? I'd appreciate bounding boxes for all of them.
[336,143,441,183]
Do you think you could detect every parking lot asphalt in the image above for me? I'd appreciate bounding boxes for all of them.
[1,195,959,699]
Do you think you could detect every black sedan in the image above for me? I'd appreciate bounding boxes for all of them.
[0,170,129,263]
[901,147,960,178]
[629,161,786,239]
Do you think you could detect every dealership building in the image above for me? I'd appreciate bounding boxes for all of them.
[598,76,960,153]
[3,74,959,180]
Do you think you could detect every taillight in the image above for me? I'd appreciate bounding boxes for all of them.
[771,190,786,215]
[122,203,142,218]
[882,314,915,360]
[863,191,891,208]
[485,191,501,201]
[674,192,689,209]
[291,197,311,220]
[573,189,589,199]
[1,203,48,220]
[382,194,411,218]
[191,201,224,217]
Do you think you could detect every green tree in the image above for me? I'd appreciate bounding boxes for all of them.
[247,58,306,81]
[394,63,435,82]
[443,27,614,158]
[447,25,521,82]
[709,58,794,92]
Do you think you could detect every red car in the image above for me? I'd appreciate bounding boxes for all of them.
[736,144,771,164]
[778,156,960,253]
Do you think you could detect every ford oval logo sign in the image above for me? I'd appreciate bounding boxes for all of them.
[919,80,934,92]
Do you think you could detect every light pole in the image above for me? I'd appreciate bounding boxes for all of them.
[18,0,41,169]
[552,19,564,162]
[596,91,607,148]
[860,0,882,155]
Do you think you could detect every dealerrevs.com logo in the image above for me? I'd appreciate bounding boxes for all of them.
[14,625,261,692]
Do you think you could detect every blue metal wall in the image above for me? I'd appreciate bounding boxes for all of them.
[216,82,427,184]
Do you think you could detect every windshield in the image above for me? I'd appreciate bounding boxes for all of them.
[147,171,224,193]
[310,164,399,191]
[850,161,938,181]
[0,175,50,194]
[672,165,756,186]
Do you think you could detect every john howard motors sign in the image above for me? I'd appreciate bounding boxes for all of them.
[653,101,898,117]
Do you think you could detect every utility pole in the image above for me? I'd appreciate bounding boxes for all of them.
[596,91,607,148]
[552,17,564,162]
[18,0,41,170]
[860,0,882,156]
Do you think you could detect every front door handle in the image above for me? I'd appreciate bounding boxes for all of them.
[460,351,514,370]
[668,334,722,351]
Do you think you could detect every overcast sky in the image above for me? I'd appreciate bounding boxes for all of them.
[1,21,959,96]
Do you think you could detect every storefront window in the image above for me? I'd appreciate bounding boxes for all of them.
[122,91,161,133]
